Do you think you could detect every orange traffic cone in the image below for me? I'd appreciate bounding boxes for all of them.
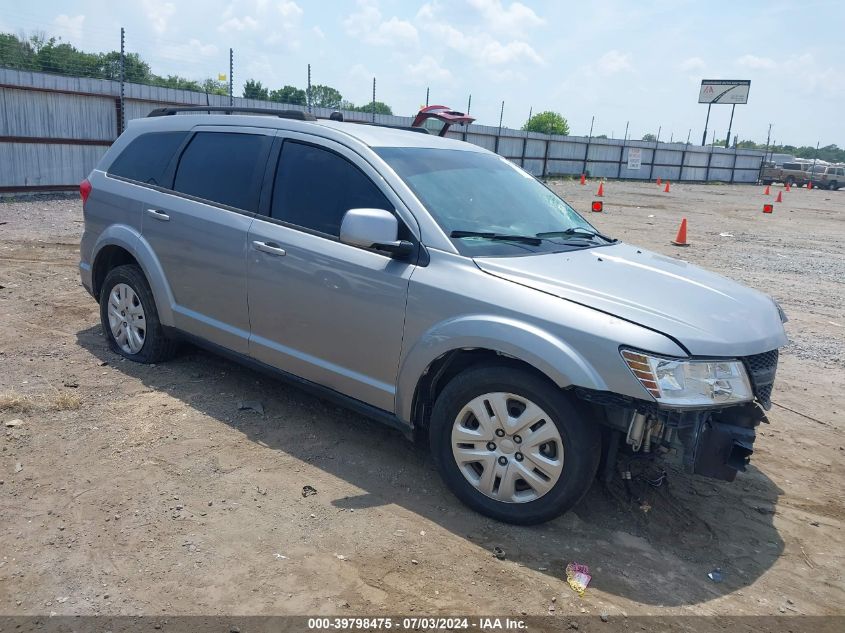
[808,181,813,190]
[671,218,689,246]
[597,182,604,197]
[580,173,586,185]
[764,185,771,195]
[656,177,662,186]
[785,183,791,192]
[663,181,671,193]
[775,190,783,203]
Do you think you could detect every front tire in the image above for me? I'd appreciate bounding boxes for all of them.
[429,367,600,525]
[99,264,177,363]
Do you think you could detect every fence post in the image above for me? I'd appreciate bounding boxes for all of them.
[520,132,528,168]
[730,149,737,184]
[680,143,688,182]
[542,137,550,179]
[119,27,125,134]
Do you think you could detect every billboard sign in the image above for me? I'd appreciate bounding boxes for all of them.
[699,80,750,104]
[627,147,642,170]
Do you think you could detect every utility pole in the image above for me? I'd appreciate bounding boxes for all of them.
[656,126,661,144]
[425,87,429,107]
[701,103,712,146]
[494,101,504,154]
[372,77,376,123]
[763,123,772,161]
[466,94,471,115]
[528,106,532,122]
[623,121,629,142]
[724,103,736,148]
[307,63,312,113]
[228,48,233,106]
[119,27,125,134]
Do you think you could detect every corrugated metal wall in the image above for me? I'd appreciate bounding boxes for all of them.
[0,68,764,190]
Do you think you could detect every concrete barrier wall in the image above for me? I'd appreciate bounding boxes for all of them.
[0,68,764,190]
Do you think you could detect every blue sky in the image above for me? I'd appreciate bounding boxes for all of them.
[2,0,843,147]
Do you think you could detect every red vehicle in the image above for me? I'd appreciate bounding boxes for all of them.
[411,105,475,136]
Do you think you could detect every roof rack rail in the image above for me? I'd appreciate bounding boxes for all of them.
[147,106,317,120]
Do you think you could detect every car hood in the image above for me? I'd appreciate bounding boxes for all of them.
[474,242,787,357]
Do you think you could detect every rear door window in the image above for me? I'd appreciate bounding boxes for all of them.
[270,140,393,237]
[108,131,188,186]
[173,131,271,212]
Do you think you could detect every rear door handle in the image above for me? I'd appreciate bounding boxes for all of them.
[146,208,170,221]
[252,240,287,257]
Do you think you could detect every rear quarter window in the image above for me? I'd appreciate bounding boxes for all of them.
[107,131,188,186]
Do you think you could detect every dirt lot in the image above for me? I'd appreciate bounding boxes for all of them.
[1,182,843,621]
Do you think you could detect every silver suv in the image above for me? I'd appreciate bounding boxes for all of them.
[79,107,787,524]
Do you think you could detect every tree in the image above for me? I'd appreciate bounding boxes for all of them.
[242,79,268,100]
[350,101,393,115]
[201,78,229,95]
[309,84,343,108]
[522,111,569,136]
[641,133,657,142]
[595,134,608,139]
[269,85,306,105]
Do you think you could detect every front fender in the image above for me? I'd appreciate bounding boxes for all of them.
[92,224,176,327]
[395,314,607,423]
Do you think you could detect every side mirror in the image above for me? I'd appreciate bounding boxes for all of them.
[340,208,414,258]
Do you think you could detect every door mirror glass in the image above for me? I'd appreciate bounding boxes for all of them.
[340,208,413,258]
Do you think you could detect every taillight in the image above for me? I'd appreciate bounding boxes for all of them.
[79,178,92,204]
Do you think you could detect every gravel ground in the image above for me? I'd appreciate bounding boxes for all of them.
[0,182,843,622]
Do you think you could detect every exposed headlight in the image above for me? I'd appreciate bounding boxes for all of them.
[621,349,753,407]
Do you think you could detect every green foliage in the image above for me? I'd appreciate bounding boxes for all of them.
[269,85,306,105]
[641,133,657,142]
[348,101,393,115]
[309,84,343,109]
[243,79,268,100]
[714,138,845,163]
[522,111,570,136]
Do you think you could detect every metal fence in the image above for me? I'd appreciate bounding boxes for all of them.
[0,68,765,191]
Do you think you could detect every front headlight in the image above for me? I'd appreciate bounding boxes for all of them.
[621,349,753,407]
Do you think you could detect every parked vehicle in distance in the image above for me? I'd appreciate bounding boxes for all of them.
[79,107,788,524]
[761,161,814,187]
[809,164,844,190]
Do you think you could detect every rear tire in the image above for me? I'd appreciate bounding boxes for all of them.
[429,366,600,525]
[99,264,177,363]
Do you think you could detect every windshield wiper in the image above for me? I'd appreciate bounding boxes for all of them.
[450,230,542,245]
[536,227,616,242]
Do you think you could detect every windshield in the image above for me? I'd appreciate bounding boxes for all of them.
[376,147,604,256]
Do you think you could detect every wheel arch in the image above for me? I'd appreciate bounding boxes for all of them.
[91,225,176,326]
[397,315,609,433]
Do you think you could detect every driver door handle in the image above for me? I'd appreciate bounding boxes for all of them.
[252,240,287,257]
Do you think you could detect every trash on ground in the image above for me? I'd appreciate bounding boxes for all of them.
[5,419,23,427]
[719,232,734,237]
[14,462,23,473]
[335,554,347,561]
[274,553,288,560]
[492,546,506,560]
[565,562,591,595]
[707,567,723,583]
[237,400,264,415]
[301,485,317,497]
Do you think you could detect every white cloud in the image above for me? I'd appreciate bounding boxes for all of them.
[219,15,260,32]
[312,26,325,39]
[344,0,418,46]
[52,14,85,42]
[277,1,303,20]
[158,38,218,61]
[143,0,175,34]
[736,54,777,70]
[466,0,544,35]
[595,50,632,74]
[406,55,452,84]
[678,56,705,72]
[416,4,542,67]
